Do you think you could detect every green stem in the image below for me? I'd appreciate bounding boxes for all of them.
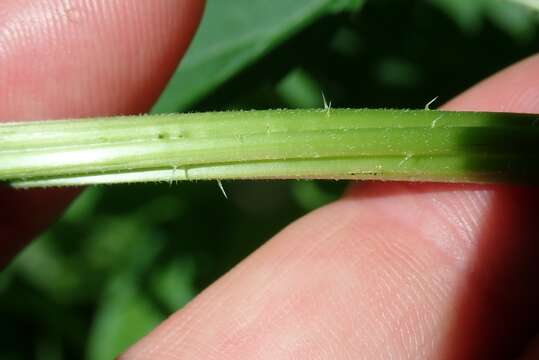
[1,109,537,188]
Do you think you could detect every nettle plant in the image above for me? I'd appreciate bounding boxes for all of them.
[1,108,538,188]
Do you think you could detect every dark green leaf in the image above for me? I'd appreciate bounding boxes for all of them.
[153,0,364,113]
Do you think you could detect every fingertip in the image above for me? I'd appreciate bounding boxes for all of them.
[0,0,205,120]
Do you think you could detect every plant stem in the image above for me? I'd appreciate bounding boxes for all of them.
[0,109,537,188]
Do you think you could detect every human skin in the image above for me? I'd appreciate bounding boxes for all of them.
[1,1,539,359]
[0,0,205,265]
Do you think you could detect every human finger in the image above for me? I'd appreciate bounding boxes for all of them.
[122,55,539,359]
[0,0,205,266]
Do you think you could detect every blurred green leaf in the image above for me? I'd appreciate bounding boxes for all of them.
[12,236,82,303]
[82,216,157,273]
[0,268,13,292]
[328,0,364,12]
[151,258,196,312]
[375,57,422,88]
[487,1,538,40]
[62,188,102,223]
[429,0,486,31]
[277,68,323,108]
[291,181,339,211]
[430,0,538,39]
[86,278,164,360]
[153,0,364,112]
[509,0,539,12]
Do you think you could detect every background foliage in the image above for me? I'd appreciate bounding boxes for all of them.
[1,0,538,358]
